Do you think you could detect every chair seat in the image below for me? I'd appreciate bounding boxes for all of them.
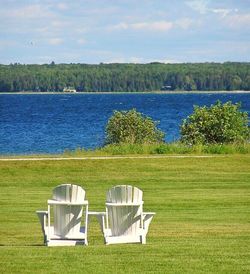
[47,239,86,247]
[44,226,86,240]
[105,235,143,245]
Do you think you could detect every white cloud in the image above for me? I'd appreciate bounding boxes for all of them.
[105,57,126,63]
[1,4,55,19]
[0,40,17,49]
[186,0,238,18]
[37,55,55,64]
[131,21,173,31]
[109,20,173,32]
[128,57,144,63]
[77,38,87,45]
[104,56,181,64]
[110,22,129,30]
[87,7,119,15]
[75,27,90,34]
[151,58,182,64]
[51,20,69,28]
[103,56,143,64]
[211,8,231,17]
[186,0,209,14]
[175,18,193,30]
[109,18,195,32]
[56,3,68,10]
[225,13,250,28]
[48,38,64,45]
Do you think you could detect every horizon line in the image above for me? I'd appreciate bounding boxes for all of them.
[1,61,250,66]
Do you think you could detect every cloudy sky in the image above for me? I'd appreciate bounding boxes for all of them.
[0,0,249,64]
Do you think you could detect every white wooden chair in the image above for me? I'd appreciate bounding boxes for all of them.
[36,184,89,246]
[97,185,155,245]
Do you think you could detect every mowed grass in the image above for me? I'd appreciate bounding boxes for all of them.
[0,155,249,273]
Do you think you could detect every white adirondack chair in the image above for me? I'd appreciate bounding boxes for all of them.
[98,185,155,245]
[36,184,89,246]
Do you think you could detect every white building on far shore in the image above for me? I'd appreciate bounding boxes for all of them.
[63,87,76,93]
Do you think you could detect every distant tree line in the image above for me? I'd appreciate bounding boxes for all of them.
[0,62,249,92]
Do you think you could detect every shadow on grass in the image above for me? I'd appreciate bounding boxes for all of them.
[0,244,45,247]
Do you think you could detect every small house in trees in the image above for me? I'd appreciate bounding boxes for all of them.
[63,87,76,93]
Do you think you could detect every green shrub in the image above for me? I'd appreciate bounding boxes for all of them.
[180,101,249,145]
[202,144,233,154]
[105,109,165,145]
[153,143,192,154]
[102,144,146,154]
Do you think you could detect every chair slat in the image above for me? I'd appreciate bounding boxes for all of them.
[52,184,86,237]
[106,185,143,237]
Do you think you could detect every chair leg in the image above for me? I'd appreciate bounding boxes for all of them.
[140,235,146,244]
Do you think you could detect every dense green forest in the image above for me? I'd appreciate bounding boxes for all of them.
[0,62,249,92]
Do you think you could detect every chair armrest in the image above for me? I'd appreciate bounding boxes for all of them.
[36,210,48,215]
[142,212,155,234]
[88,211,107,234]
[36,210,48,230]
[88,211,106,216]
[47,199,89,206]
[106,202,143,206]
[143,212,155,217]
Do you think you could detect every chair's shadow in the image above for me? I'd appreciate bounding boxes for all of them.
[0,243,45,247]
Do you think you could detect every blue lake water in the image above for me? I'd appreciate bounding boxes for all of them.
[0,93,249,155]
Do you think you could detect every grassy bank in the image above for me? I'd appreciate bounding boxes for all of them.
[63,143,250,157]
[0,155,249,273]
[1,143,249,160]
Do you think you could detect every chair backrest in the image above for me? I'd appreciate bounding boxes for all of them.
[52,184,86,237]
[106,185,143,236]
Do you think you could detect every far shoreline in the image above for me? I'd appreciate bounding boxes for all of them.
[1,90,250,95]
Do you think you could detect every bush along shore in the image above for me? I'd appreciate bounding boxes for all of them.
[66,102,250,156]
[69,102,248,156]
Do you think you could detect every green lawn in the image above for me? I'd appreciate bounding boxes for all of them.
[0,155,249,273]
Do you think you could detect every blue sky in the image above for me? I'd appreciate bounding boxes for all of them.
[0,0,249,64]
